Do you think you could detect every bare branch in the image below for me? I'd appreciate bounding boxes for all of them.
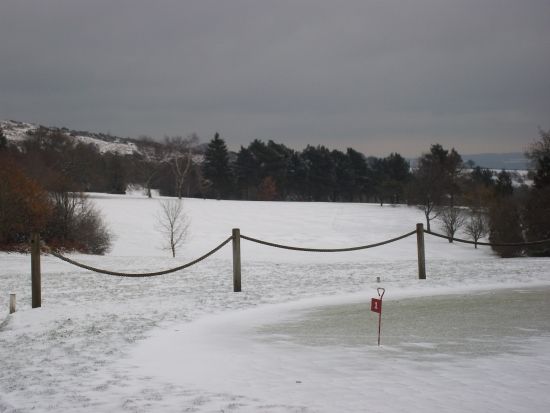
[156,199,190,257]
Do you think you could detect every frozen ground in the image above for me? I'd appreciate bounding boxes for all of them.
[1,194,549,412]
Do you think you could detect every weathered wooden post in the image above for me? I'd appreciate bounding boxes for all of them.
[9,294,16,314]
[31,232,41,308]
[416,223,426,280]
[232,228,242,292]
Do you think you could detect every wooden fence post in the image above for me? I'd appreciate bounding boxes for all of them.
[232,228,242,292]
[416,223,426,280]
[10,294,16,314]
[31,232,41,308]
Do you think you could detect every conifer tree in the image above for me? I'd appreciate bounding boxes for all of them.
[203,133,233,199]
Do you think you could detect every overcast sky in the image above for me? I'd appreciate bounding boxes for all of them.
[1,0,549,157]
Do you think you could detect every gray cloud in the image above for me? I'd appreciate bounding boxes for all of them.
[1,0,549,156]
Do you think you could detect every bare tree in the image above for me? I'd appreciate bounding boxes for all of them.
[464,211,488,248]
[171,152,192,199]
[144,169,157,198]
[438,207,466,243]
[164,135,198,199]
[156,199,189,257]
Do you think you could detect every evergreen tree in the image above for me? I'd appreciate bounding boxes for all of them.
[371,157,390,205]
[384,153,411,204]
[301,145,335,201]
[371,153,410,205]
[331,149,354,201]
[346,148,370,201]
[495,170,513,196]
[203,133,233,199]
[235,146,259,199]
[264,140,293,199]
[470,166,494,188]
[286,152,308,200]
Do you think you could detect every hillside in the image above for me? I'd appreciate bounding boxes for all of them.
[462,152,529,170]
[1,119,141,156]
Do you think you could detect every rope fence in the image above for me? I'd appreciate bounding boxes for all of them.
[240,230,417,252]
[48,236,233,278]
[22,223,550,308]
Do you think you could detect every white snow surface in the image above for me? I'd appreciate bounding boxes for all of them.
[1,195,549,412]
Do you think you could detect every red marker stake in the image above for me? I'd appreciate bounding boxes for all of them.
[370,287,385,346]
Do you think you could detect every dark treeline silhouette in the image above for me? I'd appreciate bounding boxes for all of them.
[1,125,549,257]
[2,126,413,203]
[230,139,411,203]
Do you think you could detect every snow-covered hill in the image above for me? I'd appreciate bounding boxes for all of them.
[1,119,207,164]
[1,119,141,156]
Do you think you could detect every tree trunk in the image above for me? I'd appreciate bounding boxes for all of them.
[425,211,431,232]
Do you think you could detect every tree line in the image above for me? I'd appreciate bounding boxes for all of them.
[0,125,548,257]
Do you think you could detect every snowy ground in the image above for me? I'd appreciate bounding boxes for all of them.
[1,194,549,412]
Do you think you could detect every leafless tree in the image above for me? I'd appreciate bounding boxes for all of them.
[171,152,192,199]
[438,207,466,243]
[156,199,189,257]
[144,169,157,198]
[165,135,198,199]
[464,211,488,248]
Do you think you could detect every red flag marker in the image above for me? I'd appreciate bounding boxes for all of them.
[371,298,382,313]
[371,288,385,346]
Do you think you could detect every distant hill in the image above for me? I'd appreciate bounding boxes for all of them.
[409,152,529,171]
[0,119,206,164]
[0,119,141,156]
[462,153,529,170]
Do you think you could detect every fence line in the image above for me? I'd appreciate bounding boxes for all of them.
[424,230,550,247]
[25,224,550,308]
[48,236,233,277]
[240,230,417,252]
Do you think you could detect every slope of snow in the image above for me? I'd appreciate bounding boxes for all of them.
[0,194,549,412]
[0,120,36,141]
[72,135,139,155]
[0,119,140,156]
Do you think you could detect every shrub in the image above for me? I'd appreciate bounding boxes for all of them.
[488,200,524,257]
[0,157,52,246]
[45,191,112,254]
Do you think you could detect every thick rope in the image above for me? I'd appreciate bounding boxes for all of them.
[424,230,550,247]
[49,236,233,277]
[240,230,417,252]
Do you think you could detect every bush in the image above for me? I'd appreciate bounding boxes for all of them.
[488,200,524,258]
[437,207,466,242]
[45,191,112,254]
[0,157,52,246]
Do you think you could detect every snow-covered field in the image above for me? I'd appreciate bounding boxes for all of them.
[1,195,549,412]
